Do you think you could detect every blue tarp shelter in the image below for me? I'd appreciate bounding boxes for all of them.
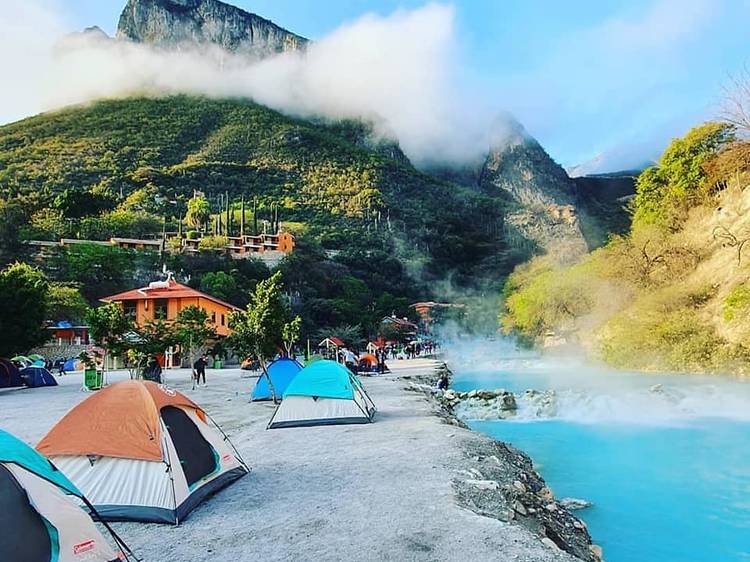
[0,359,23,388]
[20,367,58,388]
[267,360,376,429]
[251,358,303,401]
[63,358,79,372]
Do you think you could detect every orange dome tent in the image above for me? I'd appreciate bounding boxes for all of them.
[37,380,248,524]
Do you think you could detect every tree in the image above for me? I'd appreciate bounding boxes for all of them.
[174,306,216,389]
[721,66,750,134]
[282,315,302,357]
[54,244,134,302]
[47,285,90,323]
[633,122,735,229]
[186,196,210,231]
[228,272,291,403]
[53,188,115,219]
[0,263,49,358]
[127,320,179,381]
[200,271,241,304]
[86,304,133,380]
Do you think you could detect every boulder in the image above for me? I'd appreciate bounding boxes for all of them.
[560,497,593,511]
[464,479,499,491]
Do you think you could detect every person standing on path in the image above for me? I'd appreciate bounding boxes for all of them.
[193,354,208,386]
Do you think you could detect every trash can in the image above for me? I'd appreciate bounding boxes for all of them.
[213,359,223,369]
[84,369,103,390]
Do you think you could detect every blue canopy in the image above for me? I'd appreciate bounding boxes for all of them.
[0,430,80,496]
[20,367,58,388]
[252,358,303,401]
[283,360,361,400]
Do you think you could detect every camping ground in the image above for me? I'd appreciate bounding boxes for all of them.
[0,360,575,562]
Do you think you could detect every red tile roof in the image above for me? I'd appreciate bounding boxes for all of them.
[101,279,240,311]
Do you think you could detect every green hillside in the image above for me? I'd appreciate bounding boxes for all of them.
[501,122,750,374]
[0,95,519,282]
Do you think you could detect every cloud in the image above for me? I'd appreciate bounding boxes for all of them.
[0,2,492,167]
[497,0,720,169]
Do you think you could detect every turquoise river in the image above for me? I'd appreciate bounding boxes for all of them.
[447,341,750,562]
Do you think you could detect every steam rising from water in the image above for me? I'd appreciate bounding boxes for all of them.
[444,338,750,427]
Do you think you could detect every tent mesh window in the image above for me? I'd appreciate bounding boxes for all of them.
[0,465,53,562]
[161,407,218,487]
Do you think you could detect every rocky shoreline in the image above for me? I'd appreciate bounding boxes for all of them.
[402,362,603,562]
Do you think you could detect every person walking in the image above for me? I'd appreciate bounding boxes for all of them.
[193,354,208,387]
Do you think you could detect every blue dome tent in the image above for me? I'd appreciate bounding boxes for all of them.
[20,367,58,388]
[251,358,303,401]
[267,360,376,429]
[0,430,136,562]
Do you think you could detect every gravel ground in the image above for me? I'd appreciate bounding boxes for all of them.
[0,360,576,562]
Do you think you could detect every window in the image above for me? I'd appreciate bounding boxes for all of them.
[155,299,168,320]
[221,314,225,326]
[123,302,136,320]
[211,311,216,323]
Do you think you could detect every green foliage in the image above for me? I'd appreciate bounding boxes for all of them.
[198,235,228,251]
[52,244,135,302]
[282,315,302,356]
[200,271,240,304]
[228,271,290,363]
[0,95,510,283]
[47,285,90,322]
[0,263,49,357]
[173,305,216,367]
[633,122,734,229]
[54,188,115,219]
[186,196,210,230]
[599,287,749,373]
[130,320,179,362]
[501,258,596,338]
[0,199,27,248]
[228,271,291,402]
[85,303,133,360]
[723,285,750,321]
[314,324,364,348]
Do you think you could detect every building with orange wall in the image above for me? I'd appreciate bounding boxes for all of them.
[101,278,240,337]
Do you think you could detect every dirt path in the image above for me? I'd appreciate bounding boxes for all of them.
[0,360,575,561]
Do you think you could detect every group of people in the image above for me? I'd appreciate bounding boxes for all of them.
[379,340,437,360]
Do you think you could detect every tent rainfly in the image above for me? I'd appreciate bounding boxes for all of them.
[20,367,58,388]
[267,360,376,429]
[251,357,304,401]
[0,359,23,388]
[37,380,249,524]
[0,429,136,562]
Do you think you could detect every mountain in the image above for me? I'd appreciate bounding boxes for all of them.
[117,0,308,57]
[441,118,589,258]
[0,96,526,284]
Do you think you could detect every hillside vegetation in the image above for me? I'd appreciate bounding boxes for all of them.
[0,95,519,282]
[502,122,750,374]
[0,95,533,341]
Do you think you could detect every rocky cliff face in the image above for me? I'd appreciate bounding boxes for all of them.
[479,119,588,257]
[117,0,308,57]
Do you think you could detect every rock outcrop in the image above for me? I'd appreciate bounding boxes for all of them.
[117,0,308,58]
[480,118,588,257]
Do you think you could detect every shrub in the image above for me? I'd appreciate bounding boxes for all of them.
[723,285,750,321]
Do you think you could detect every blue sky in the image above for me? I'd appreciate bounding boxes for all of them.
[43,1,750,168]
